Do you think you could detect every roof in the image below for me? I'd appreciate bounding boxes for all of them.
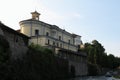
[72,33,81,38]
[31,11,40,15]
[16,29,20,32]
[0,22,29,39]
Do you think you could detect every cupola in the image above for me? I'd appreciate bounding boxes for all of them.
[31,11,40,20]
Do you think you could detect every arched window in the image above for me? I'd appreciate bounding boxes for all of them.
[35,29,39,36]
[46,32,49,36]
[59,36,61,40]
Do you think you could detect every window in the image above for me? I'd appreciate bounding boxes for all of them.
[53,41,55,46]
[68,40,70,44]
[14,36,18,43]
[46,32,49,36]
[48,39,50,45]
[15,37,18,42]
[57,42,59,47]
[16,37,18,42]
[59,36,61,40]
[35,29,39,36]
[60,43,62,47]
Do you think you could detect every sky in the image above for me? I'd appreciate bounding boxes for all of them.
[0,0,120,57]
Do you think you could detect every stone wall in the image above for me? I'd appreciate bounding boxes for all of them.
[0,27,4,35]
[69,60,88,76]
[0,23,29,59]
[4,31,28,59]
[58,50,88,76]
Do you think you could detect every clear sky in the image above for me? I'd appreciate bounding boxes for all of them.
[0,0,120,57]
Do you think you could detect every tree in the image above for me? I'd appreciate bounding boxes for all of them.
[84,40,106,66]
[83,40,120,75]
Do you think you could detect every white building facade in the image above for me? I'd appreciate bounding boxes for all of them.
[19,11,82,52]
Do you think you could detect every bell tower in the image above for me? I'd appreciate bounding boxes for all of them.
[31,11,40,20]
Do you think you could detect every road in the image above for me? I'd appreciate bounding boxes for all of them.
[69,76,120,80]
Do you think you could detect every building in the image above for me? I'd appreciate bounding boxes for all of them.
[0,22,29,59]
[19,11,83,52]
[19,11,88,76]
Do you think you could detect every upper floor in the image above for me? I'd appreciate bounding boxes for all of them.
[19,11,82,46]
